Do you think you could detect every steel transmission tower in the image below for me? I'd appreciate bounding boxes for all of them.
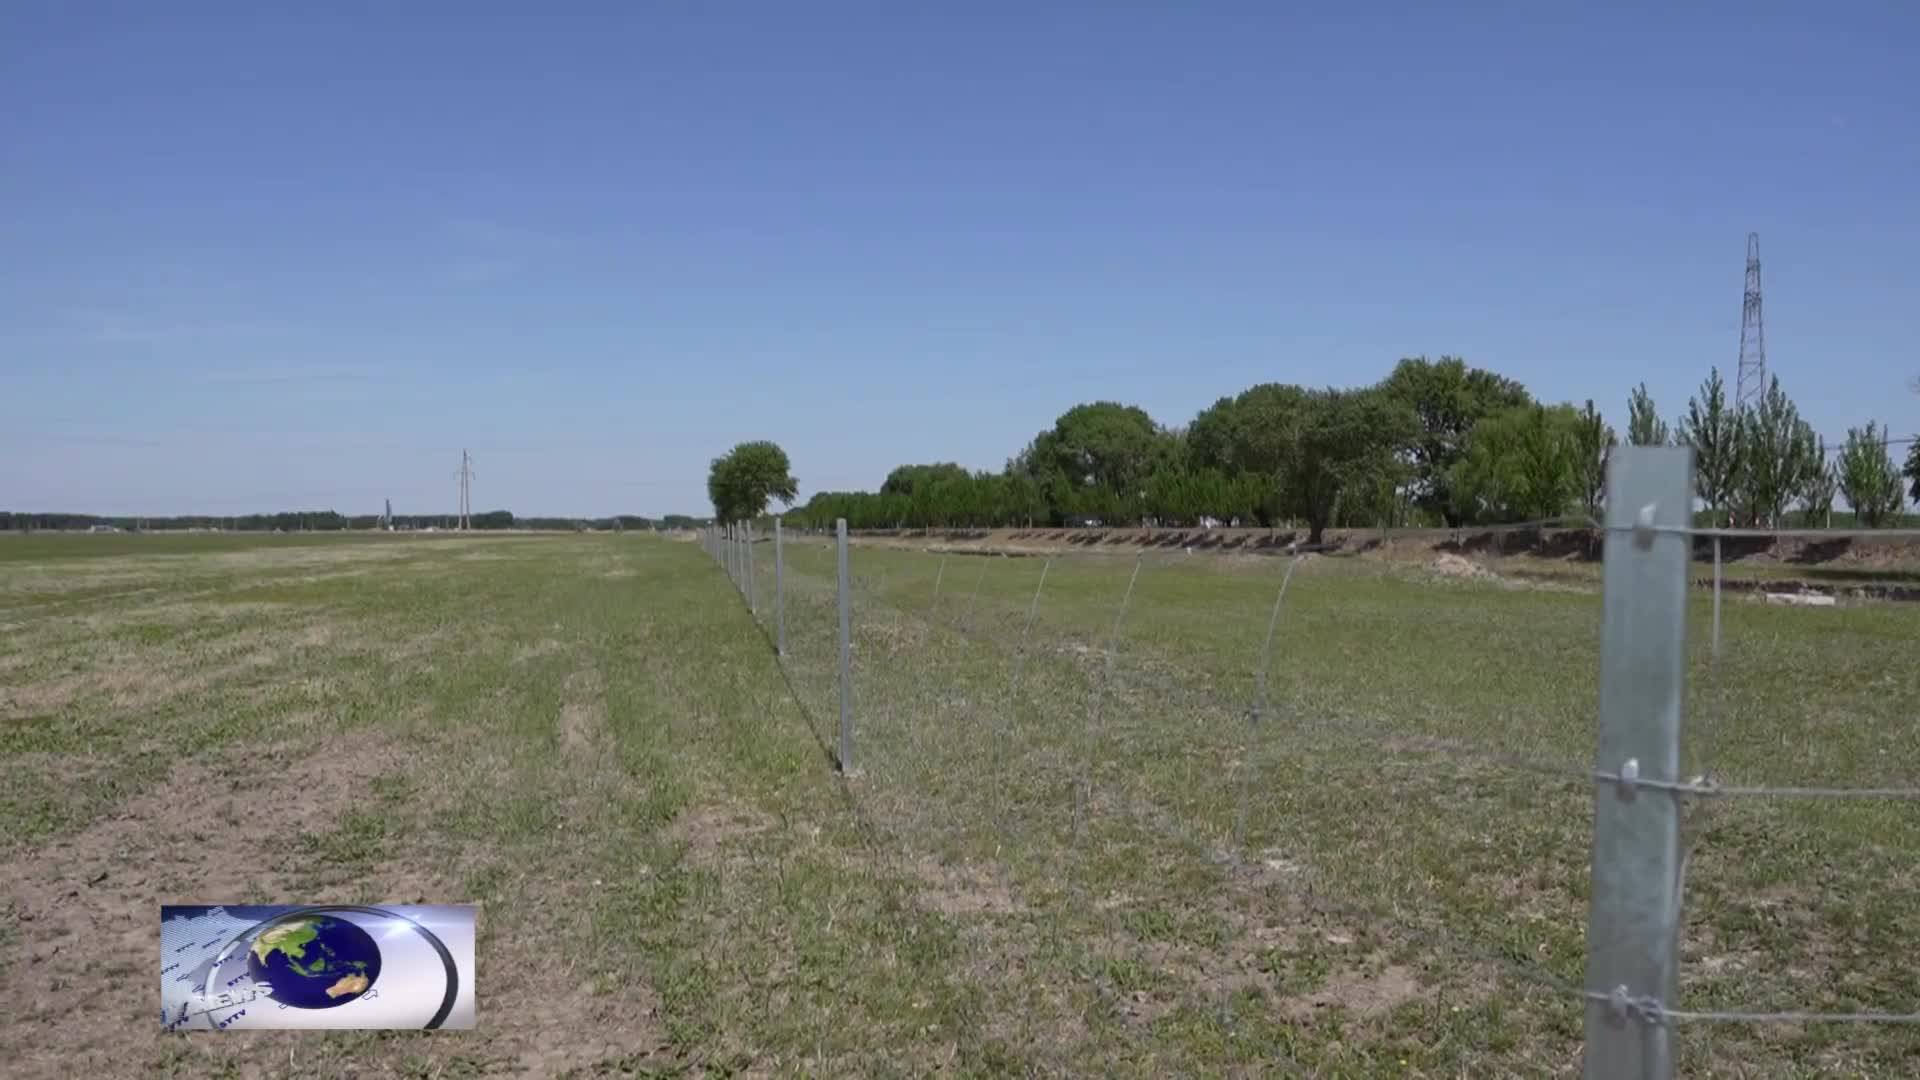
[457,449,474,530]
[1735,232,1766,413]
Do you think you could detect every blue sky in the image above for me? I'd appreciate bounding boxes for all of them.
[3,2,1915,517]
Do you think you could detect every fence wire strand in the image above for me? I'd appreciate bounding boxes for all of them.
[708,522,1920,1065]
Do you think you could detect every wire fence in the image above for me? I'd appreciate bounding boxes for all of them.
[698,459,1920,1076]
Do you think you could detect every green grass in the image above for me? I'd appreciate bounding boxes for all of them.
[0,529,451,561]
[1,531,1915,1077]
[756,537,1920,1075]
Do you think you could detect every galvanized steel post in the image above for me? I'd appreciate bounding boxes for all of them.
[836,518,854,773]
[774,517,786,657]
[1584,445,1691,1080]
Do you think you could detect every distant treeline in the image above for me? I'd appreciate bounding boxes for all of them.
[772,357,1917,542]
[0,511,713,533]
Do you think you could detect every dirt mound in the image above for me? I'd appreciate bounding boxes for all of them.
[1430,553,1495,580]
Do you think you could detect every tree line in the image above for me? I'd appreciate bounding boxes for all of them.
[717,357,1915,542]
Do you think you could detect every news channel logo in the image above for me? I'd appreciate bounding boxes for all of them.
[160,904,476,1030]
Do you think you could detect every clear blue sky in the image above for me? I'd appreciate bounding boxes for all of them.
[4,2,1915,518]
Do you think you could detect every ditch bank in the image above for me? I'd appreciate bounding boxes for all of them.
[838,526,1920,601]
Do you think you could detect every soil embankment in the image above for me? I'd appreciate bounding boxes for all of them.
[834,525,1920,600]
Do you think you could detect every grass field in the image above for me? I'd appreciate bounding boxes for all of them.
[2,532,1915,1077]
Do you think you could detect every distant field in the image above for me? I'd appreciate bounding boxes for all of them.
[0,530,424,561]
[1,532,1915,1076]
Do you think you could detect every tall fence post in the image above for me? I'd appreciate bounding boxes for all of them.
[1233,555,1302,856]
[1075,554,1143,838]
[993,558,1052,828]
[746,520,756,614]
[775,517,786,657]
[963,558,987,631]
[836,518,855,773]
[725,523,734,584]
[1584,445,1691,1080]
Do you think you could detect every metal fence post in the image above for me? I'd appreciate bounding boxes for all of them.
[963,558,987,631]
[775,516,786,657]
[1584,445,1691,1080]
[724,523,733,582]
[1075,554,1143,838]
[1233,555,1302,855]
[746,520,756,614]
[836,518,855,773]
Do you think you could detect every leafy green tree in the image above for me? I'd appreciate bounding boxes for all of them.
[1800,437,1837,527]
[1573,399,1616,519]
[1838,423,1905,527]
[1186,383,1314,526]
[881,463,968,501]
[1380,357,1531,525]
[1185,395,1241,473]
[1904,439,1920,505]
[1043,402,1162,491]
[1626,383,1669,446]
[1011,402,1168,525]
[1002,469,1046,527]
[1677,368,1741,526]
[1449,404,1583,523]
[1281,387,1417,543]
[1732,376,1817,528]
[708,441,798,523]
[1189,384,1308,476]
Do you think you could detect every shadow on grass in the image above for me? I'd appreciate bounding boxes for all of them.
[732,590,904,856]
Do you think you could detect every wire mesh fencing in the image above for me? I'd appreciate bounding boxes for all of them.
[696,460,1920,1076]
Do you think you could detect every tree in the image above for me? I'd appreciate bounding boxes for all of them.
[1039,402,1163,493]
[1448,404,1583,524]
[707,441,798,523]
[1279,387,1417,544]
[1838,423,1905,527]
[881,463,968,500]
[1732,376,1817,528]
[1187,383,1310,526]
[1011,402,1168,525]
[1800,437,1837,527]
[1904,438,1920,505]
[1626,383,1669,447]
[1677,368,1740,526]
[1572,399,1616,519]
[1380,356,1531,525]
